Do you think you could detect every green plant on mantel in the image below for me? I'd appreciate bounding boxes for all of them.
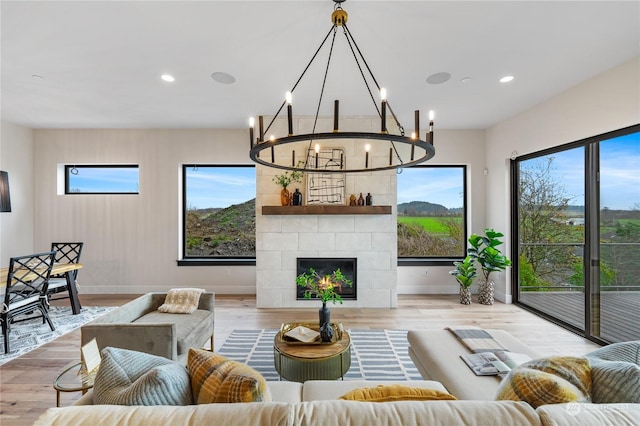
[296,267,352,305]
[272,170,303,189]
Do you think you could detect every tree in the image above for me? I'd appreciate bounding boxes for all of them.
[518,157,580,289]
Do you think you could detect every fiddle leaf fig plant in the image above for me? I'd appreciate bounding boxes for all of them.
[449,255,477,288]
[467,228,512,282]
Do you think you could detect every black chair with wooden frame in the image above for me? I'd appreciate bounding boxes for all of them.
[1,251,56,354]
[47,242,83,308]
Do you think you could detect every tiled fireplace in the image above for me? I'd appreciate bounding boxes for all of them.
[255,119,398,309]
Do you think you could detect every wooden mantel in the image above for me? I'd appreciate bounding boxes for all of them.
[262,205,392,215]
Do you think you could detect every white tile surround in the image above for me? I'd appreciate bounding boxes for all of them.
[255,117,399,308]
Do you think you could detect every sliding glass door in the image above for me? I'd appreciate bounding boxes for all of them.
[595,134,640,342]
[513,125,640,343]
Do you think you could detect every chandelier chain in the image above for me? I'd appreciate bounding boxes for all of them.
[263,26,336,138]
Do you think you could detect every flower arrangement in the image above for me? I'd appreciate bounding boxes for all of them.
[272,170,303,189]
[296,268,352,305]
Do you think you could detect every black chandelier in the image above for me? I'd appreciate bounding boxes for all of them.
[248,0,435,173]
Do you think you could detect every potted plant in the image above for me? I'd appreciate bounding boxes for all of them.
[449,255,477,305]
[273,170,303,206]
[467,228,512,305]
[296,267,352,341]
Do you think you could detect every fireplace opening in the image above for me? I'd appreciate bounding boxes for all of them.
[296,257,357,300]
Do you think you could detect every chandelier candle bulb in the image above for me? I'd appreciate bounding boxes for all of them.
[428,110,435,146]
[365,144,371,168]
[389,147,393,165]
[270,135,275,163]
[258,116,264,142]
[249,117,255,149]
[315,144,320,168]
[380,88,387,133]
[333,100,339,132]
[292,150,296,167]
[286,91,293,135]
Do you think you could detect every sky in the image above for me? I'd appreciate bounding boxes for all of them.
[520,132,639,211]
[66,132,638,211]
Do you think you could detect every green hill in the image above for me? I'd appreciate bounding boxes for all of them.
[185,199,255,256]
[398,201,449,216]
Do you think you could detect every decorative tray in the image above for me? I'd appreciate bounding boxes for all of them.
[278,322,343,345]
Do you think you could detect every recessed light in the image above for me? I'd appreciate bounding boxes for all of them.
[211,72,236,84]
[426,72,451,85]
[499,75,514,83]
[161,74,175,82]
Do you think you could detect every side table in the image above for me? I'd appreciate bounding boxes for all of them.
[53,361,95,407]
[274,323,351,382]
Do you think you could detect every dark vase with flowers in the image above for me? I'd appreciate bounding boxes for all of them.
[319,302,333,342]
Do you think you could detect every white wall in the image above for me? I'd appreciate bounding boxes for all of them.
[486,56,640,303]
[32,128,256,294]
[0,121,35,262]
[29,125,487,297]
[398,129,487,295]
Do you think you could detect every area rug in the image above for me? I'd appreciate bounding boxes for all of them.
[218,329,423,381]
[0,306,114,366]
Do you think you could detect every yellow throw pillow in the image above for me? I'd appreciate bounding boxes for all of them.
[496,356,591,408]
[188,349,269,404]
[158,288,205,314]
[339,384,457,402]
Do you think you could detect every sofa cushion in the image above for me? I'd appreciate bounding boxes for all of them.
[586,341,640,403]
[496,356,591,408]
[93,347,192,405]
[536,402,640,426]
[339,384,456,402]
[133,309,213,354]
[35,403,295,426]
[188,349,269,403]
[158,288,205,314]
[293,400,541,426]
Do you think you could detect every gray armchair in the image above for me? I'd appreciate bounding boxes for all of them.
[81,292,214,362]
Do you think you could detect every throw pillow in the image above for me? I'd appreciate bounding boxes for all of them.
[158,288,205,314]
[495,356,591,408]
[339,385,457,402]
[188,349,269,404]
[588,358,640,403]
[93,347,192,405]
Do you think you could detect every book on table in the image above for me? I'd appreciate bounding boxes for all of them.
[460,350,531,376]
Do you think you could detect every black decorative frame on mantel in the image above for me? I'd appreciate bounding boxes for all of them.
[296,257,357,301]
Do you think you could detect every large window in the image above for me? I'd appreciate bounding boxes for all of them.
[397,165,467,261]
[182,165,256,261]
[513,125,640,344]
[65,165,139,194]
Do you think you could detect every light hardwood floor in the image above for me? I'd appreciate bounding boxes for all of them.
[0,294,601,425]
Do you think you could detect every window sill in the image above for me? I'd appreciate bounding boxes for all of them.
[177,258,256,266]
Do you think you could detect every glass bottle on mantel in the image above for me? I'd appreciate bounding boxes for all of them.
[292,188,303,206]
[357,193,365,206]
[365,193,372,205]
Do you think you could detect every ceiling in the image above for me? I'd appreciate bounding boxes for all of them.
[1,1,639,131]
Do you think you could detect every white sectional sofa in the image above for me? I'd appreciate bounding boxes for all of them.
[35,379,639,426]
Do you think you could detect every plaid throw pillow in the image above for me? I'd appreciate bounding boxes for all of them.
[188,349,269,404]
[496,356,591,408]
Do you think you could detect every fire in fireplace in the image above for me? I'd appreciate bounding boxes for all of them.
[296,257,357,300]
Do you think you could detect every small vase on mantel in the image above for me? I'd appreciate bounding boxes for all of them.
[280,188,291,206]
[319,302,333,342]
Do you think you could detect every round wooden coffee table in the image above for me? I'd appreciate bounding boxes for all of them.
[274,325,351,382]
